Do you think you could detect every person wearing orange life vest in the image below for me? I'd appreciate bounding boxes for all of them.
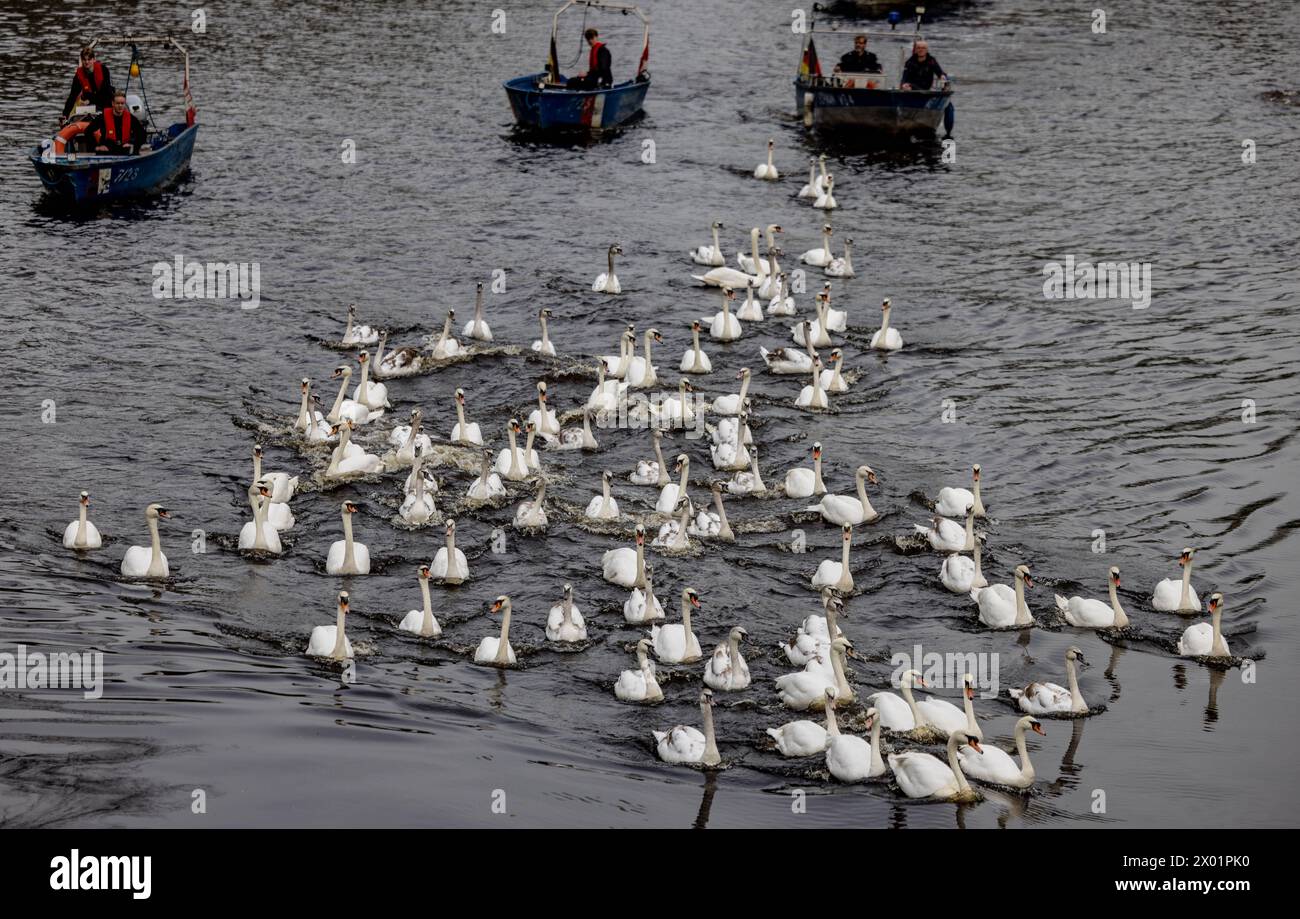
[87,90,146,155]
[566,28,612,90]
[61,45,115,123]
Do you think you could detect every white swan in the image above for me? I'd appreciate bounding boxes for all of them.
[813,174,837,210]
[432,518,469,584]
[785,442,826,498]
[776,636,853,710]
[399,452,437,525]
[449,387,483,446]
[403,447,438,498]
[703,626,750,691]
[557,407,599,451]
[527,381,561,438]
[326,501,370,575]
[690,220,725,266]
[1152,547,1202,613]
[737,225,780,275]
[545,583,587,642]
[915,673,983,741]
[657,378,698,429]
[585,470,620,521]
[238,480,282,554]
[869,297,903,350]
[530,307,556,356]
[766,699,832,758]
[653,689,721,766]
[601,327,636,378]
[824,238,855,278]
[373,330,424,378]
[800,224,834,267]
[797,157,821,198]
[958,716,1043,789]
[513,479,549,531]
[656,453,690,513]
[1010,646,1089,715]
[940,537,988,594]
[398,564,442,638]
[915,505,975,552]
[818,348,848,392]
[340,304,378,346]
[726,447,765,497]
[63,491,102,549]
[679,320,714,374]
[592,244,622,293]
[753,138,779,179]
[796,356,829,410]
[760,342,812,375]
[792,307,831,350]
[935,464,986,518]
[812,523,856,593]
[693,484,736,540]
[781,588,844,666]
[306,591,354,660]
[462,282,492,341]
[889,729,984,801]
[735,281,765,322]
[1178,592,1231,658]
[631,429,669,487]
[325,365,379,426]
[352,351,389,413]
[627,328,662,388]
[120,503,170,579]
[651,587,703,663]
[651,497,694,551]
[712,368,752,416]
[493,419,529,482]
[602,524,647,588]
[809,464,880,525]
[710,411,751,471]
[474,595,517,666]
[974,563,1035,629]
[1057,566,1130,629]
[466,449,506,501]
[294,377,331,441]
[767,271,796,316]
[615,638,663,702]
[325,421,383,479]
[706,288,743,342]
[429,309,465,359]
[588,363,629,416]
[624,562,666,623]
[826,690,883,782]
[867,669,926,731]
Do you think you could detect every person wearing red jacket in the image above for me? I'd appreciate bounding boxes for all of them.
[61,45,115,121]
[87,90,146,155]
[567,28,613,90]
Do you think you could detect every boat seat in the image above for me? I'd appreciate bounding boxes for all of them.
[836,72,889,90]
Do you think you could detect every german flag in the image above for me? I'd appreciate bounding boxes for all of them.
[636,33,649,77]
[547,33,560,83]
[799,36,822,79]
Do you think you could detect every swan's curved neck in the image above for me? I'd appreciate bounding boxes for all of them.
[76,501,88,544]
[331,606,348,659]
[1014,720,1036,782]
[329,375,349,421]
[855,473,875,518]
[538,313,550,347]
[824,698,841,736]
[838,535,852,590]
[901,677,922,726]
[1180,558,1194,607]
[714,490,733,540]
[677,461,690,502]
[506,426,523,479]
[680,592,694,634]
[737,373,751,404]
[1210,605,1228,656]
[1066,656,1086,712]
[946,732,972,793]
[420,577,434,635]
[973,537,984,578]
[673,502,690,547]
[711,224,720,251]
[972,475,985,515]
[357,357,370,392]
[455,396,468,433]
[869,712,884,774]
[1108,578,1130,627]
[342,511,356,570]
[749,229,762,278]
[813,451,825,492]
[634,537,646,588]
[473,286,484,327]
[963,687,978,735]
[1014,572,1032,626]
[296,386,310,429]
[964,508,975,550]
[446,525,457,557]
[653,437,666,481]
[879,306,892,335]
[700,699,721,765]
[830,644,851,702]
[691,325,703,360]
[496,601,513,664]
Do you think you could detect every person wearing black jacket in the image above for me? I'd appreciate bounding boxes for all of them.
[568,28,612,90]
[835,35,882,74]
[61,45,114,121]
[900,39,947,90]
[87,91,146,155]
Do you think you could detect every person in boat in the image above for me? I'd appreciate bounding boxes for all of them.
[87,90,146,155]
[566,28,613,90]
[834,34,882,74]
[60,45,115,123]
[900,39,948,91]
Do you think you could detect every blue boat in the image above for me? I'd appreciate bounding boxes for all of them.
[30,35,198,205]
[503,1,650,132]
[793,10,954,138]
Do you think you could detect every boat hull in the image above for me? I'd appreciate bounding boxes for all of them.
[795,80,952,135]
[29,122,198,204]
[504,73,649,131]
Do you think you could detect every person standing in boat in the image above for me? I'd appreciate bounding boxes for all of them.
[900,39,948,91]
[834,34,882,74]
[87,90,146,155]
[60,45,114,123]
[567,28,612,90]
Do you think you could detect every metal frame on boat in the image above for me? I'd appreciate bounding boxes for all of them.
[794,7,954,138]
[30,35,198,205]
[503,0,651,132]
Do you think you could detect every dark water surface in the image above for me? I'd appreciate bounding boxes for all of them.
[2,0,1298,827]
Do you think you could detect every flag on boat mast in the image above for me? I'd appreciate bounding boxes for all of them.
[636,31,649,77]
[547,32,560,84]
[799,36,822,79]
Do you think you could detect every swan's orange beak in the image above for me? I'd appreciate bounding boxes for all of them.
[157,509,171,519]
[1024,575,1035,588]
[1032,722,1046,736]
[964,685,975,700]
[967,739,983,753]
[690,595,701,609]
